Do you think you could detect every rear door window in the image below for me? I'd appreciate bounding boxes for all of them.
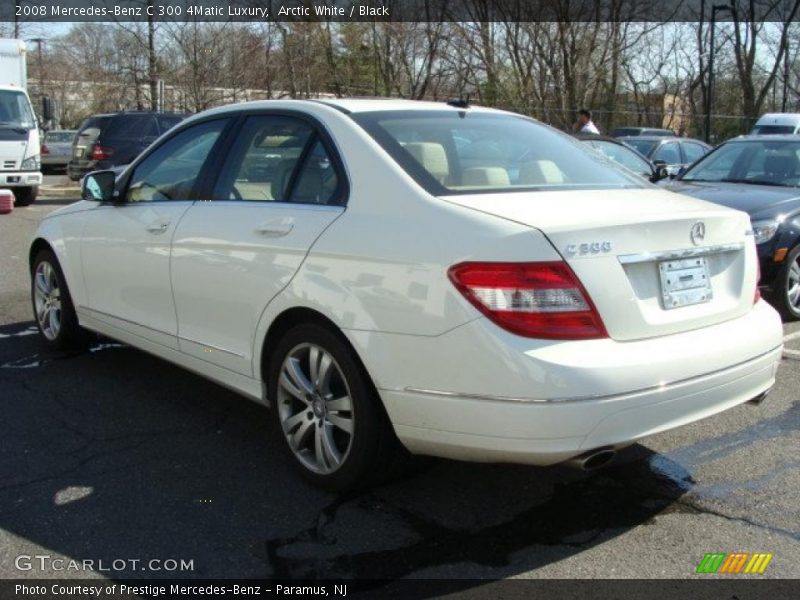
[213,115,344,205]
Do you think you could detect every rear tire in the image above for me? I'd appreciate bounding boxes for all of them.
[31,249,91,351]
[774,245,800,321]
[268,323,404,491]
[13,186,38,207]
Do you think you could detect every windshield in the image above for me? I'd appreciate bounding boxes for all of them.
[45,131,76,143]
[682,140,800,187]
[584,139,651,176]
[351,110,642,194]
[0,90,35,129]
[751,125,796,135]
[623,138,658,157]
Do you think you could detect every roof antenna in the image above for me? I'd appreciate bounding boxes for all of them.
[447,94,471,109]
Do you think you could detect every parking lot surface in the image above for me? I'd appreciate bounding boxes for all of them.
[1,192,799,580]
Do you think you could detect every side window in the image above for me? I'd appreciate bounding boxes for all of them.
[214,115,342,205]
[126,119,228,202]
[108,114,158,140]
[683,142,707,164]
[652,142,681,164]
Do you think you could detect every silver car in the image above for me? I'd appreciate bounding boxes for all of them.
[41,130,77,172]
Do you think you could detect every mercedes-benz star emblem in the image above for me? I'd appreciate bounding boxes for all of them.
[690,221,706,246]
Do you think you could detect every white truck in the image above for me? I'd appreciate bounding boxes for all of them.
[0,39,42,206]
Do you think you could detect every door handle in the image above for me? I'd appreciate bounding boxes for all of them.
[145,221,170,233]
[255,219,294,237]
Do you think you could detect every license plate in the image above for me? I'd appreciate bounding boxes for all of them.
[659,257,712,309]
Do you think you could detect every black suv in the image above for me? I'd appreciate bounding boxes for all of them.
[67,111,187,181]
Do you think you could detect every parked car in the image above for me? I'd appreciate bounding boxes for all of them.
[750,113,800,135]
[40,129,76,173]
[31,99,782,490]
[67,111,186,181]
[610,126,674,138]
[620,135,712,177]
[575,133,668,182]
[665,135,800,319]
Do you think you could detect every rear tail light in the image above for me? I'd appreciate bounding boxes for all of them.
[448,261,608,340]
[40,144,49,155]
[91,144,114,161]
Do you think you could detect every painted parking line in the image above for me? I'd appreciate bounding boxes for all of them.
[783,330,800,343]
[783,348,800,359]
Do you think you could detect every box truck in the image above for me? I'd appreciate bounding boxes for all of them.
[0,39,42,206]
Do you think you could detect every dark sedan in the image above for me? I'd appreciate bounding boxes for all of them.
[666,135,800,319]
[620,135,711,177]
[575,134,668,182]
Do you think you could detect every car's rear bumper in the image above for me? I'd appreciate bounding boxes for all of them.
[356,300,784,465]
[384,345,779,464]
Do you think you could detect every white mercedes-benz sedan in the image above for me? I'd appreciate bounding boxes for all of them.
[30,99,784,490]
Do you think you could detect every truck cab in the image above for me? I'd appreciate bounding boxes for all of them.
[0,40,43,206]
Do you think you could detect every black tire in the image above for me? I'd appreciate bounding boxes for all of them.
[268,323,404,492]
[13,186,38,207]
[31,249,91,350]
[774,245,800,321]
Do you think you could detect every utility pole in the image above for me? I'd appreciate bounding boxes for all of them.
[28,37,45,100]
[148,0,158,111]
[705,4,732,143]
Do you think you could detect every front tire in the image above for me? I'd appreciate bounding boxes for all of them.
[268,323,401,491]
[31,249,90,350]
[13,186,38,207]
[775,245,800,321]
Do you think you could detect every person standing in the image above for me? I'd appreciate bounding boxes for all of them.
[575,108,600,134]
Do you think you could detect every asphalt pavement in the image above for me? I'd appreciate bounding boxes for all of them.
[0,185,798,581]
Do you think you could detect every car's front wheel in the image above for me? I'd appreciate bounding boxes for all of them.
[268,323,401,491]
[776,245,800,321]
[31,249,90,350]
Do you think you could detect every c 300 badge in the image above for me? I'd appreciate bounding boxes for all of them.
[565,241,613,256]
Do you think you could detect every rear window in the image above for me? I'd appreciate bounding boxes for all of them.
[44,131,75,143]
[751,125,797,135]
[351,110,642,195]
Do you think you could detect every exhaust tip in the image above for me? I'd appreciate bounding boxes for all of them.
[567,448,616,471]
[747,389,771,405]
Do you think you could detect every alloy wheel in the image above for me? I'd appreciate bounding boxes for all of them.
[787,254,800,311]
[33,261,62,341]
[277,343,355,474]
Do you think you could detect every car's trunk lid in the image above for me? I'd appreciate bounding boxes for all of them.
[442,187,757,341]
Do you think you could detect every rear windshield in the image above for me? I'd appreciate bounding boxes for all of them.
[351,110,642,195]
[45,131,75,143]
[751,125,797,135]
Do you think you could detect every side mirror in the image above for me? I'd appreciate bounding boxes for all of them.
[81,170,116,202]
[650,165,669,182]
